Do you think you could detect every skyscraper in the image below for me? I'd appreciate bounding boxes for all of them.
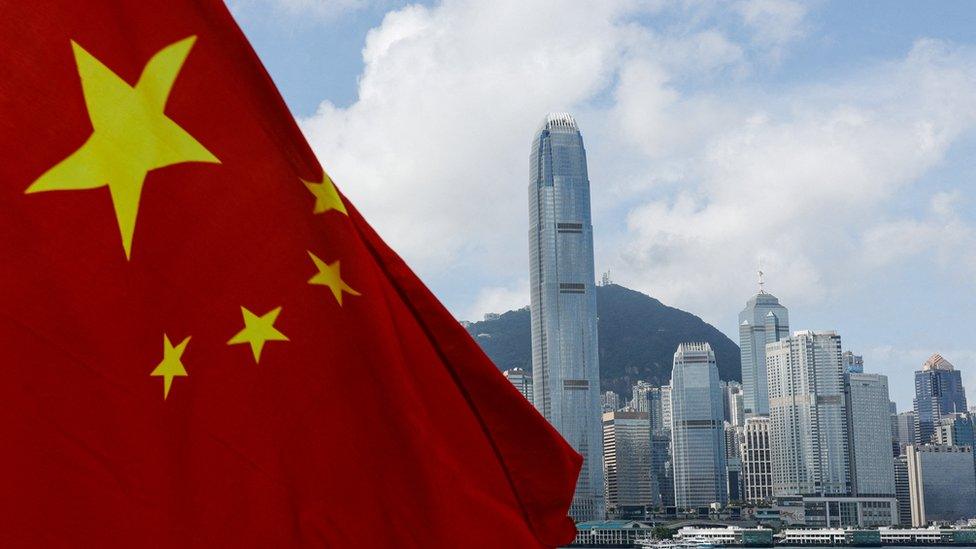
[894,455,911,526]
[935,412,976,447]
[603,411,654,514]
[738,285,789,417]
[907,444,976,526]
[670,343,728,508]
[894,411,918,456]
[914,354,968,445]
[723,381,745,427]
[846,373,895,497]
[528,112,603,520]
[741,416,773,503]
[502,367,533,401]
[843,351,864,374]
[601,390,621,413]
[767,331,850,496]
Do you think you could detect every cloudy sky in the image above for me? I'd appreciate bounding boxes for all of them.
[229,0,976,408]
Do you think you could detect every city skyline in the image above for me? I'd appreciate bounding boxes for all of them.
[235,1,976,411]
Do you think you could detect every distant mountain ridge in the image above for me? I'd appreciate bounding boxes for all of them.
[465,284,741,400]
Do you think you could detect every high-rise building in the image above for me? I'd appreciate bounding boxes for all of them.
[894,455,911,526]
[630,381,654,412]
[846,373,895,497]
[723,381,745,427]
[738,287,789,417]
[893,411,918,456]
[914,354,968,445]
[528,112,603,520]
[935,412,975,447]
[670,343,728,508]
[907,444,976,526]
[767,331,850,497]
[502,367,533,401]
[602,411,654,514]
[725,422,744,502]
[661,385,672,431]
[601,390,621,413]
[741,416,773,503]
[843,351,864,374]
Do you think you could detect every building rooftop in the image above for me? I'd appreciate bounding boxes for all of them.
[540,111,579,132]
[922,353,955,371]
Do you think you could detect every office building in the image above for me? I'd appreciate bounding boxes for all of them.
[846,373,896,497]
[603,411,654,514]
[894,411,917,456]
[502,367,532,401]
[767,331,850,496]
[670,343,728,508]
[935,412,975,447]
[907,444,976,526]
[914,354,968,445]
[738,284,789,416]
[601,390,621,413]
[894,455,911,526]
[741,416,773,503]
[723,381,745,427]
[843,351,864,374]
[529,112,603,520]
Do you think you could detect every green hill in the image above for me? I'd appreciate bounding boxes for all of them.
[465,284,740,399]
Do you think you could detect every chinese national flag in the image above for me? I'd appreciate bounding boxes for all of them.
[0,2,581,547]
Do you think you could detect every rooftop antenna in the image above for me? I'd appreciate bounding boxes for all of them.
[757,259,766,294]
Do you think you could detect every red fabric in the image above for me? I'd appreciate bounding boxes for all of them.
[0,1,581,547]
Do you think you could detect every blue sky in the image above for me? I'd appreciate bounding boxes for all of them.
[230,0,976,408]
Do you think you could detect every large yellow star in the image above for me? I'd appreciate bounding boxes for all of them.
[307,251,361,306]
[302,171,347,215]
[150,334,190,400]
[227,306,289,364]
[26,36,219,259]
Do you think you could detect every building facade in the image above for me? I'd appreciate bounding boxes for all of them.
[603,411,654,514]
[723,381,745,427]
[894,411,918,455]
[846,373,896,497]
[528,112,604,520]
[601,390,621,413]
[670,343,728,508]
[842,351,864,374]
[738,290,789,417]
[741,416,773,503]
[935,412,975,447]
[907,444,976,526]
[767,331,850,497]
[502,367,532,401]
[914,354,968,445]
[894,455,911,526]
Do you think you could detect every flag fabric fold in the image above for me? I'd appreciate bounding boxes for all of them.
[0,1,581,547]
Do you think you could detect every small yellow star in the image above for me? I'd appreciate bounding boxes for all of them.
[302,171,347,215]
[150,334,190,400]
[307,250,361,306]
[227,306,289,364]
[25,36,219,259]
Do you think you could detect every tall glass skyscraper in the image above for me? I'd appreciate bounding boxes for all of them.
[914,354,968,444]
[670,342,728,508]
[528,112,604,521]
[738,287,789,417]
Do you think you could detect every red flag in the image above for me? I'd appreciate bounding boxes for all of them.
[0,2,581,546]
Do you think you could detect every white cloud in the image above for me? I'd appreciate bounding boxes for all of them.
[229,0,372,21]
[296,0,976,328]
[466,279,530,321]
